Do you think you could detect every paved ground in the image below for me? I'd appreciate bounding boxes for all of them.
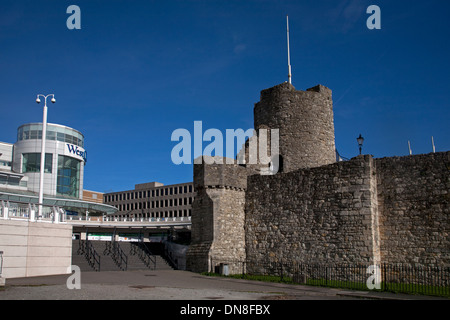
[0,269,444,301]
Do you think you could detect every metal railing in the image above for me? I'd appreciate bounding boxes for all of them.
[105,241,128,271]
[164,241,187,270]
[1,200,64,223]
[83,240,101,272]
[66,215,191,225]
[208,259,450,298]
[130,242,156,270]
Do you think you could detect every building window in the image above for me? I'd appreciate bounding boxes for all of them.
[57,155,81,198]
[22,153,53,173]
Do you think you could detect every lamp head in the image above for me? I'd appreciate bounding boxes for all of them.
[36,98,41,104]
[51,97,56,103]
[357,134,364,147]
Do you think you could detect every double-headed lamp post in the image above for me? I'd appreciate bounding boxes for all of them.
[357,134,365,155]
[35,94,55,220]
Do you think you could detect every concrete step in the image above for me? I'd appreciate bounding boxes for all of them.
[71,240,167,272]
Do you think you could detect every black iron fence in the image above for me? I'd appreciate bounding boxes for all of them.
[209,258,450,298]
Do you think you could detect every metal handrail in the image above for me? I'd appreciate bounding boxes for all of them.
[111,241,128,271]
[137,242,156,270]
[85,240,101,271]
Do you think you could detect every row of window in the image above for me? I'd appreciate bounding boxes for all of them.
[23,153,53,173]
[111,209,192,219]
[21,153,81,198]
[57,156,81,198]
[105,184,194,203]
[0,175,27,187]
[18,125,84,148]
[113,197,194,212]
[0,160,12,167]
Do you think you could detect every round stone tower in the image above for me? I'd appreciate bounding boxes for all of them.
[253,82,336,172]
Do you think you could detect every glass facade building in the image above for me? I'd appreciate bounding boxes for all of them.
[11,123,86,200]
[17,123,84,148]
[57,155,81,198]
[1,122,118,218]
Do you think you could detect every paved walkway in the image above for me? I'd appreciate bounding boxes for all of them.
[0,269,445,301]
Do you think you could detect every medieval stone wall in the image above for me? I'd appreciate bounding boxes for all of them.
[245,155,381,270]
[244,152,449,270]
[186,157,247,274]
[375,152,450,266]
[253,82,336,172]
[185,80,449,274]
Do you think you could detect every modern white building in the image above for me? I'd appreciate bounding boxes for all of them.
[0,122,116,216]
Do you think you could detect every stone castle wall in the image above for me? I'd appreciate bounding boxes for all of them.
[246,151,449,269]
[253,82,336,172]
[245,155,381,268]
[186,151,449,273]
[185,81,449,274]
[186,157,247,274]
[375,152,450,266]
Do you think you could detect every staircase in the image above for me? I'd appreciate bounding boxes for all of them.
[72,240,173,272]
[72,240,95,271]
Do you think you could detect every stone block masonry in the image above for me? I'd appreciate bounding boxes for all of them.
[253,82,336,172]
[186,157,247,274]
[245,152,448,271]
[185,81,449,275]
[245,155,381,270]
[376,152,450,266]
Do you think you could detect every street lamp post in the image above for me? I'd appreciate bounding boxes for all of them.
[357,134,365,155]
[35,94,55,221]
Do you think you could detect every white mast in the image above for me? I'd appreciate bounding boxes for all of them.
[287,15,292,84]
[432,136,436,153]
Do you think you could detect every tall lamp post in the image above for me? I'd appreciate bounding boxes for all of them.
[357,134,364,155]
[35,94,55,220]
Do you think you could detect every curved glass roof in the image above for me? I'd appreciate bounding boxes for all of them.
[17,123,84,148]
[0,190,117,215]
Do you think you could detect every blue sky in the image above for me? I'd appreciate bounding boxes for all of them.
[1,0,449,193]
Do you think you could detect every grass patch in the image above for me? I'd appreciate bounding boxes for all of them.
[202,272,295,284]
[202,272,450,298]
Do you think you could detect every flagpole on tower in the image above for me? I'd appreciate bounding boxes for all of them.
[287,15,292,85]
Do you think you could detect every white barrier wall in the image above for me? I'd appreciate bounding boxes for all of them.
[0,219,72,278]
